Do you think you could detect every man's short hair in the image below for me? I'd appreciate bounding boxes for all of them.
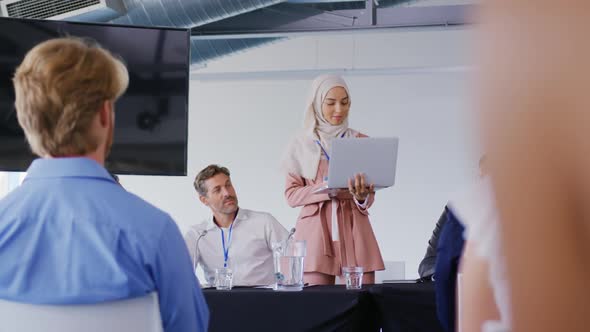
[12,37,129,157]
[193,164,230,196]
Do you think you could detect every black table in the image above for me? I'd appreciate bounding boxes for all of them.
[203,285,378,332]
[203,283,442,332]
[369,282,444,332]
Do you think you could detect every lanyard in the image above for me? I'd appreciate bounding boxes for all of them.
[315,132,346,161]
[220,223,234,268]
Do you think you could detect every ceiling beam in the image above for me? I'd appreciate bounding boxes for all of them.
[286,0,361,2]
[191,65,474,81]
[191,4,473,39]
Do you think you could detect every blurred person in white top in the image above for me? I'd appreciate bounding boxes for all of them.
[452,174,505,332]
[184,164,289,286]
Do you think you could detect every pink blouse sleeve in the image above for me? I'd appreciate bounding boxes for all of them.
[285,172,331,208]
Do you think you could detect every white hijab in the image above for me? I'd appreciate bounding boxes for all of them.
[282,75,357,180]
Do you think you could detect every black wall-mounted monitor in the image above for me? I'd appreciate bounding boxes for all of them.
[0,17,190,176]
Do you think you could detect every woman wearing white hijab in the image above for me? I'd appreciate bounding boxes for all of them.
[282,75,384,285]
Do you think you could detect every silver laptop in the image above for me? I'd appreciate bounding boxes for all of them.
[314,137,399,194]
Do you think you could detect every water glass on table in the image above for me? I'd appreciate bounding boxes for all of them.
[273,240,306,291]
[342,266,364,290]
[214,267,233,290]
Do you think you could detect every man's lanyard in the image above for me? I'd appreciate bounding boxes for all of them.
[220,222,234,268]
[315,132,346,161]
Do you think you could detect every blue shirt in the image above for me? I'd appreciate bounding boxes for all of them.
[434,207,466,332]
[0,158,209,332]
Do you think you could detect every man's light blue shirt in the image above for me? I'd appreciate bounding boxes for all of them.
[0,158,209,331]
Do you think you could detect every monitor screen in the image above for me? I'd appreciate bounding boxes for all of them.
[0,17,190,175]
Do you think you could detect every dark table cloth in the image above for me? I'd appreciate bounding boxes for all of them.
[369,282,444,332]
[203,283,442,332]
[203,285,378,332]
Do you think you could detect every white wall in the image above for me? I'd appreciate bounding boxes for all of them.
[0,173,7,200]
[120,27,479,278]
[0,172,25,199]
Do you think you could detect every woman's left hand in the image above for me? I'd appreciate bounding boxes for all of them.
[347,173,375,203]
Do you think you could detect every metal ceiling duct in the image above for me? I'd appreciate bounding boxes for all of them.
[113,0,285,28]
[107,0,286,66]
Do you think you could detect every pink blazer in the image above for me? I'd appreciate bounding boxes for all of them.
[285,133,385,275]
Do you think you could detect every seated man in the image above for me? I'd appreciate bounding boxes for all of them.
[0,37,208,332]
[419,155,489,281]
[418,208,449,280]
[185,164,289,286]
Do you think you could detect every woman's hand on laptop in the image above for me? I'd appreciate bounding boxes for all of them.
[328,189,353,200]
[348,173,375,203]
